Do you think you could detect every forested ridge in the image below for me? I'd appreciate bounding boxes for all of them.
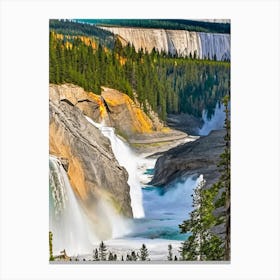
[49,31,230,120]
[75,19,230,34]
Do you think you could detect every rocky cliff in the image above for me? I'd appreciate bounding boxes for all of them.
[150,129,226,188]
[101,27,230,60]
[50,84,188,144]
[101,86,163,137]
[49,84,167,139]
[49,85,133,238]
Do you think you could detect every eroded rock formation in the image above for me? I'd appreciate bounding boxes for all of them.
[49,85,133,239]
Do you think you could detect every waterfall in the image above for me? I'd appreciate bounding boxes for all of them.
[101,27,230,61]
[49,156,97,256]
[199,32,230,60]
[198,103,225,136]
[85,116,145,218]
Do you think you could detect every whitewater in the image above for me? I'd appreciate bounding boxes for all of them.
[49,116,201,260]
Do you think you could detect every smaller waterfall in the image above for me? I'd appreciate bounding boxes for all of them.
[85,116,145,218]
[49,156,97,256]
[198,103,225,136]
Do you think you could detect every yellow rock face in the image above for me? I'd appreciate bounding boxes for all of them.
[101,87,154,135]
[49,121,88,200]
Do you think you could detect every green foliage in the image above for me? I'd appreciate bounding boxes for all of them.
[167,244,173,261]
[108,251,114,261]
[220,94,231,260]
[126,254,132,261]
[139,244,149,261]
[49,31,230,121]
[179,94,231,261]
[93,248,99,261]
[76,19,230,34]
[49,231,55,261]
[179,179,224,261]
[49,19,115,48]
[131,251,138,261]
[98,241,107,261]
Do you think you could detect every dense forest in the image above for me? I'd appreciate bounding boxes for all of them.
[49,30,230,120]
[75,19,230,34]
[50,19,115,48]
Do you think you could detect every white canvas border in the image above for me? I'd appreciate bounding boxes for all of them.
[0,0,279,279]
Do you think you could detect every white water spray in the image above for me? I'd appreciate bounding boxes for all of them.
[199,103,225,136]
[85,116,145,218]
[49,156,97,256]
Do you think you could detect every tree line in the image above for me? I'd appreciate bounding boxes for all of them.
[75,19,230,34]
[179,95,230,261]
[49,31,230,120]
[49,237,180,261]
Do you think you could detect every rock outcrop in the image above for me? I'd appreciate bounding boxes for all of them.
[150,129,226,188]
[49,83,103,122]
[49,86,133,231]
[101,27,230,61]
[50,84,170,141]
[101,87,161,137]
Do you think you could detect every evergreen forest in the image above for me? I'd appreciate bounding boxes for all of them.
[49,31,230,120]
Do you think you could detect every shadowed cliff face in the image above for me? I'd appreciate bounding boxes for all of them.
[49,86,133,228]
[150,129,226,189]
[101,27,230,60]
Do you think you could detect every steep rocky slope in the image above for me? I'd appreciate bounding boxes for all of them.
[49,86,133,239]
[150,129,226,188]
[101,27,230,60]
[101,86,163,137]
[50,84,189,143]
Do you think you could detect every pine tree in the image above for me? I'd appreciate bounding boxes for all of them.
[49,231,54,261]
[179,177,224,261]
[108,251,114,261]
[167,244,173,261]
[139,244,149,261]
[93,248,99,261]
[99,241,107,261]
[131,251,138,261]
[219,94,230,260]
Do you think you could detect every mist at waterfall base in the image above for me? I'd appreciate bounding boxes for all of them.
[49,116,198,259]
[85,116,146,218]
[49,156,97,256]
[198,102,226,136]
[84,117,197,258]
[49,155,130,256]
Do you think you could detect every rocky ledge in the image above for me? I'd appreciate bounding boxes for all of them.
[150,129,226,188]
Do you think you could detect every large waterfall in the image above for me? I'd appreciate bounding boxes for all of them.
[49,156,96,256]
[199,32,230,60]
[198,103,226,136]
[85,116,145,218]
[101,26,230,60]
[49,155,131,256]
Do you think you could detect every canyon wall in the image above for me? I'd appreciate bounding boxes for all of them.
[49,84,133,239]
[101,27,230,60]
